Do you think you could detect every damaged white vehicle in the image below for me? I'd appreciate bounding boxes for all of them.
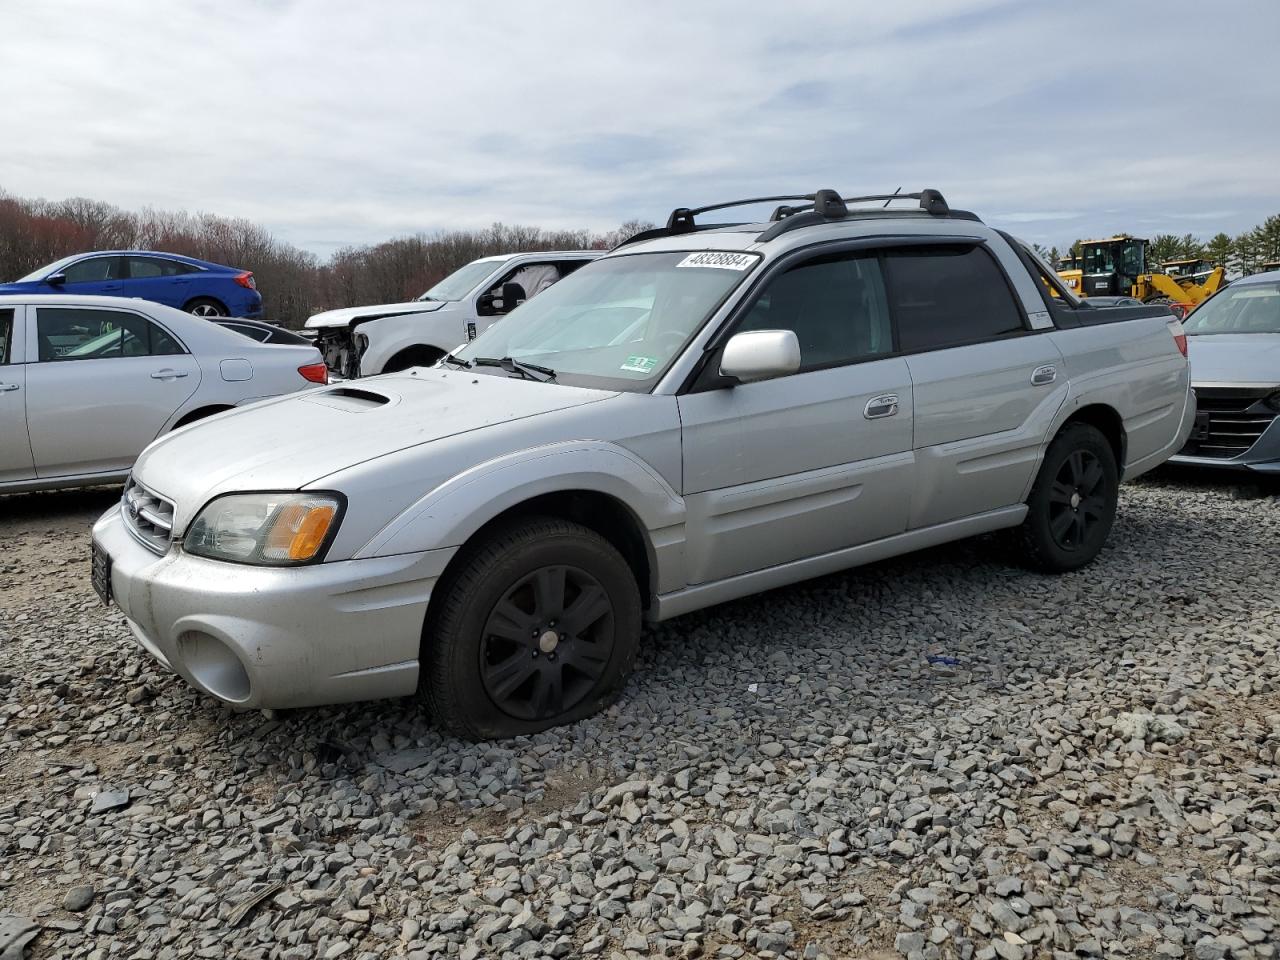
[304,251,600,378]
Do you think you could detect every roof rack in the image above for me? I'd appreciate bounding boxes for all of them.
[614,188,978,248]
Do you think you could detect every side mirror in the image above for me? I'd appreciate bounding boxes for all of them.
[719,329,801,383]
[46,272,66,285]
[501,282,527,310]
[476,282,528,317]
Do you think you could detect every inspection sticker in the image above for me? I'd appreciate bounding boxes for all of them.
[620,355,658,374]
[676,251,756,271]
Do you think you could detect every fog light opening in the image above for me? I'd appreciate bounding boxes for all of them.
[177,631,251,703]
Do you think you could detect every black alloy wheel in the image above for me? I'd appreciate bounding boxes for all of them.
[1046,449,1107,551]
[480,564,615,721]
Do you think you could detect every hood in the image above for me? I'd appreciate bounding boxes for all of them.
[0,281,41,293]
[305,300,447,329]
[1187,334,1280,386]
[133,370,615,530]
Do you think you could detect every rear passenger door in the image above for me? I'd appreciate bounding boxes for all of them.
[25,306,200,477]
[883,244,1066,529]
[678,250,914,585]
[122,256,190,308]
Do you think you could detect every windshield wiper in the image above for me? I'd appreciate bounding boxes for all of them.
[439,352,470,369]
[470,356,557,382]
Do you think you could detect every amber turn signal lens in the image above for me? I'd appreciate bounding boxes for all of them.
[261,501,338,562]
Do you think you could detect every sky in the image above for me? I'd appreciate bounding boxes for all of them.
[1,0,1278,258]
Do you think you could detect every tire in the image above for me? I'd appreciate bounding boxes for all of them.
[1016,422,1118,573]
[422,516,641,740]
[185,297,227,317]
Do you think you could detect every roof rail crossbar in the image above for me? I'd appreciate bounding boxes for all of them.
[616,188,961,249]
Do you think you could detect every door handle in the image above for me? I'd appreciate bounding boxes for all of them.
[151,369,189,380]
[1031,364,1057,386]
[864,394,899,419]
[0,383,19,392]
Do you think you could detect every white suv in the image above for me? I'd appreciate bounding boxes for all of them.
[304,250,601,377]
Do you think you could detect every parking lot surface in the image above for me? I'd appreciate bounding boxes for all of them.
[1,476,1278,960]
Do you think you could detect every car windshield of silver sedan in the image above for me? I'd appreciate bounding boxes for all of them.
[416,259,502,302]
[1184,282,1280,335]
[454,250,762,390]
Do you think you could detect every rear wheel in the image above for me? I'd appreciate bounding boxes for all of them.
[185,297,227,317]
[422,517,641,740]
[1017,422,1118,572]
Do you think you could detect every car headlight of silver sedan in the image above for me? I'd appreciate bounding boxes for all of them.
[184,492,345,565]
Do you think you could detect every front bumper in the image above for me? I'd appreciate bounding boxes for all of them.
[91,506,456,709]
[1169,391,1280,473]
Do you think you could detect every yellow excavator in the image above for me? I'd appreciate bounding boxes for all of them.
[1056,235,1224,311]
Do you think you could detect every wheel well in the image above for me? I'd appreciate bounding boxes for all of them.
[173,405,233,429]
[426,490,655,626]
[183,296,227,312]
[382,344,445,374]
[1062,404,1126,470]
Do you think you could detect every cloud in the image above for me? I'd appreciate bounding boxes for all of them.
[1,0,1276,255]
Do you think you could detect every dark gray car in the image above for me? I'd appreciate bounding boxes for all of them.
[1172,271,1280,472]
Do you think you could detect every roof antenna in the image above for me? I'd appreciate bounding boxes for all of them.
[883,187,902,209]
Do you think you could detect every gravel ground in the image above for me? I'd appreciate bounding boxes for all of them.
[1,474,1278,960]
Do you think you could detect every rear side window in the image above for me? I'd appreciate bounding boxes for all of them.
[0,309,12,363]
[127,256,193,278]
[737,252,893,370]
[36,308,185,361]
[884,246,1025,352]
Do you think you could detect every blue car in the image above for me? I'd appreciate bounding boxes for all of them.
[0,251,263,317]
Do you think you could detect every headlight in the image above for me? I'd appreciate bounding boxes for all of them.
[184,492,344,565]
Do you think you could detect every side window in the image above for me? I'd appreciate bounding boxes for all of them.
[883,247,1025,352]
[62,256,125,284]
[127,256,188,278]
[36,308,184,361]
[0,309,12,364]
[736,252,893,370]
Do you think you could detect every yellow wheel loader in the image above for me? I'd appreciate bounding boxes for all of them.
[1056,235,1224,312]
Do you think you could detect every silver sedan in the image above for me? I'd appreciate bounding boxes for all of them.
[1171,271,1280,473]
[0,294,328,493]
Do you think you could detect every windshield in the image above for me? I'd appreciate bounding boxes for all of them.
[418,259,505,301]
[16,254,80,283]
[1184,282,1280,335]
[456,250,761,391]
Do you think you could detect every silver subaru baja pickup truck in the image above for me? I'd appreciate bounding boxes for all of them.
[92,188,1194,739]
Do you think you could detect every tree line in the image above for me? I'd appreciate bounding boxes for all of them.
[0,188,651,326]
[1035,213,1280,275]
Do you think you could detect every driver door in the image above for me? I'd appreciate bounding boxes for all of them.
[0,307,35,484]
[677,250,915,585]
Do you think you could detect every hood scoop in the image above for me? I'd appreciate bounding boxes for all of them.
[303,387,392,411]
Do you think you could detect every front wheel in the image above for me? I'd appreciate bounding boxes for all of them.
[422,517,641,740]
[1017,422,1118,572]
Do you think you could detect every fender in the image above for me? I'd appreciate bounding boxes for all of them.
[354,440,688,591]
[359,308,467,375]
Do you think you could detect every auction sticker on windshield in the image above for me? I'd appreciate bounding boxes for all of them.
[676,251,756,270]
[620,355,658,374]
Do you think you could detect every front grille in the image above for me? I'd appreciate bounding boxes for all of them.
[1179,387,1279,459]
[121,479,176,554]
